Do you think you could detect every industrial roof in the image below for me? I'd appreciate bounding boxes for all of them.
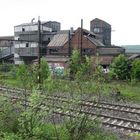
[90,18,111,27]
[0,36,14,40]
[15,21,49,27]
[48,30,69,47]
[48,28,104,48]
[15,21,60,27]
[87,36,104,46]
[82,28,96,37]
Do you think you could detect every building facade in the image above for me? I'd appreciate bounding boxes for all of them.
[47,28,124,68]
[44,21,61,32]
[47,28,104,56]
[90,18,111,46]
[14,21,58,64]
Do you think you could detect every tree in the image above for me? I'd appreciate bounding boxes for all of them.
[16,64,31,88]
[69,49,81,79]
[110,54,130,80]
[69,50,93,80]
[131,59,140,81]
[39,57,50,85]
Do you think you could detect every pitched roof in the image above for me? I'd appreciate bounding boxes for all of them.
[82,28,96,37]
[48,30,69,47]
[90,18,111,28]
[87,36,104,46]
[48,28,104,48]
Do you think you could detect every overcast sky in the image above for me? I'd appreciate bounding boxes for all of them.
[0,0,140,45]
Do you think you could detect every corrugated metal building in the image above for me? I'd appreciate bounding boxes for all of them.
[14,21,59,64]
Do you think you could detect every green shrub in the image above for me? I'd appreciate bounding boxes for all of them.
[131,59,140,81]
[110,54,130,80]
[0,64,14,72]
[0,97,19,133]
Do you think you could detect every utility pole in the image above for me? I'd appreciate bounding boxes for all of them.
[80,19,83,60]
[38,17,41,87]
[68,30,71,57]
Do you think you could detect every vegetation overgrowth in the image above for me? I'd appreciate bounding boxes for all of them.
[0,52,140,139]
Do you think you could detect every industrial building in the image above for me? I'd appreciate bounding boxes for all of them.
[44,21,61,32]
[90,18,111,46]
[46,28,124,69]
[14,21,60,64]
[0,18,126,68]
[0,36,14,63]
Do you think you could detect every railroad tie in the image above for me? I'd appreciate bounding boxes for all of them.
[125,122,131,127]
[111,119,117,124]
[117,120,124,126]
[103,118,110,123]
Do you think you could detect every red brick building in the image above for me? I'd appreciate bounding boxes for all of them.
[47,28,104,56]
[46,28,124,68]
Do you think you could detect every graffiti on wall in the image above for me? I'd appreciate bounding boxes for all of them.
[48,63,64,75]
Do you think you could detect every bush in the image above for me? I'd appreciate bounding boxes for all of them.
[131,59,140,81]
[0,64,14,72]
[0,97,19,133]
[110,54,130,80]
[69,50,93,80]
[0,132,21,140]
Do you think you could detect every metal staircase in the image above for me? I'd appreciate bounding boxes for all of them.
[0,47,14,62]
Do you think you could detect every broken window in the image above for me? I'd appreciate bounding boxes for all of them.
[50,49,59,54]
[26,43,29,47]
[22,28,25,32]
[82,48,94,55]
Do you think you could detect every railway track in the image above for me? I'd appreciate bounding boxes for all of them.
[0,85,140,134]
[1,93,140,134]
[1,85,140,116]
[53,108,140,134]
[47,95,140,116]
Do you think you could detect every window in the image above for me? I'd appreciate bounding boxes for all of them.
[93,28,100,33]
[82,48,93,55]
[48,37,50,42]
[22,28,25,32]
[50,49,59,54]
[26,43,29,47]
